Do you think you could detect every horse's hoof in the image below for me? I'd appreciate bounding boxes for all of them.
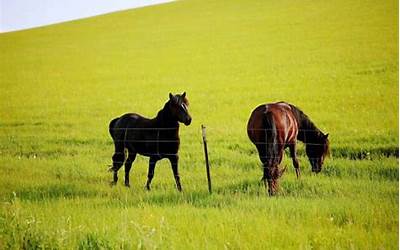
[145,185,151,191]
[110,181,117,186]
[268,189,276,196]
[125,183,130,188]
[295,169,301,179]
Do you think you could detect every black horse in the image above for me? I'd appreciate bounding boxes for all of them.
[108,92,192,191]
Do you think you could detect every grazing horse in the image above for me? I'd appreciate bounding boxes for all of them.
[108,92,192,191]
[247,102,329,196]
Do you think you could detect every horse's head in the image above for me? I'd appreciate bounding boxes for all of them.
[306,133,329,173]
[168,92,192,126]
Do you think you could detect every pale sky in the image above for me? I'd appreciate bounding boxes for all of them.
[0,0,173,33]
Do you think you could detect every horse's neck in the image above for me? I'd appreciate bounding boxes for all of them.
[154,106,179,128]
[300,128,323,144]
[296,116,321,144]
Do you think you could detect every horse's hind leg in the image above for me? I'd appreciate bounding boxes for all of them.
[257,145,268,182]
[124,149,137,187]
[110,143,125,185]
[264,163,285,196]
[262,163,276,196]
[258,145,279,195]
[289,143,300,179]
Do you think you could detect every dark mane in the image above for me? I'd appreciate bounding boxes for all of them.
[155,101,179,127]
[289,103,330,158]
[288,104,325,142]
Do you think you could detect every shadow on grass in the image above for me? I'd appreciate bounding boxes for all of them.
[9,170,396,207]
[322,163,399,181]
[332,146,399,159]
[148,191,236,208]
[103,189,238,208]
[7,178,340,205]
[211,177,355,199]
[144,178,337,200]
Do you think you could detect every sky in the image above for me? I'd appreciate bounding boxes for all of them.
[0,0,173,33]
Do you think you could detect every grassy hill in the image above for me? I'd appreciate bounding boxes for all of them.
[0,0,398,249]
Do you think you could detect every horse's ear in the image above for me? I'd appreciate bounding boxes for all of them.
[182,92,186,98]
[324,133,329,139]
[169,93,173,100]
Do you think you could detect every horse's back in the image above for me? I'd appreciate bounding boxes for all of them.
[109,113,179,157]
[109,113,150,140]
[247,102,298,144]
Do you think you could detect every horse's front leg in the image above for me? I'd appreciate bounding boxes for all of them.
[145,156,159,190]
[168,155,182,192]
[289,143,300,179]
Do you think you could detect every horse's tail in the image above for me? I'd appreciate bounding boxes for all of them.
[109,117,119,140]
[263,111,278,165]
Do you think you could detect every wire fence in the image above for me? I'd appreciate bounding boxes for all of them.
[98,126,326,162]
[0,126,396,163]
[0,127,330,150]
[107,127,328,132]
[110,128,178,131]
[0,124,396,194]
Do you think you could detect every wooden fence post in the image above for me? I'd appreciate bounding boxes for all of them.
[201,125,212,194]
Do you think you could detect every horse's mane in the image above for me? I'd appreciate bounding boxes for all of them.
[288,104,325,141]
[288,103,330,157]
[154,100,179,127]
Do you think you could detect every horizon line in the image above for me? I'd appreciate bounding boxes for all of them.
[0,0,174,34]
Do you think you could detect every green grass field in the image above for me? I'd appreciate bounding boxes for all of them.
[0,0,398,249]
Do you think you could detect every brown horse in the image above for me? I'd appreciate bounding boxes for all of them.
[108,92,191,191]
[247,102,329,195]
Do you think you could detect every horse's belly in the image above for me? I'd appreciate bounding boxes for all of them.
[133,141,179,157]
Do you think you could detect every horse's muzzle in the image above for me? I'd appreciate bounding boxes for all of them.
[184,117,192,126]
[311,167,322,173]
